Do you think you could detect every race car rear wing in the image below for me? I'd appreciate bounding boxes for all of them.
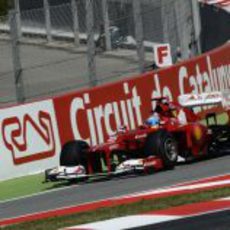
[178,91,230,109]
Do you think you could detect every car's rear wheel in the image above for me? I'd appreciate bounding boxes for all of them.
[208,125,230,156]
[60,140,89,167]
[144,130,178,168]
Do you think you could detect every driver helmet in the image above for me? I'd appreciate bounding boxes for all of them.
[146,114,160,126]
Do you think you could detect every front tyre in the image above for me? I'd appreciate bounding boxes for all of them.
[144,130,178,168]
[60,140,89,167]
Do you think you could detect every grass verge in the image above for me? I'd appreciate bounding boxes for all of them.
[201,111,229,125]
[0,173,66,202]
[1,187,230,230]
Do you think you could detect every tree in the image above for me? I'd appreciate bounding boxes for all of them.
[0,0,13,16]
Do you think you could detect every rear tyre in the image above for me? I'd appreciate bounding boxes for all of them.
[60,140,89,167]
[208,125,230,156]
[144,130,178,168]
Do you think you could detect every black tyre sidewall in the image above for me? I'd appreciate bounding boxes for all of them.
[144,130,178,168]
[60,140,89,167]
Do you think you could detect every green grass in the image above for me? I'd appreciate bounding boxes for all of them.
[201,112,229,126]
[1,187,230,230]
[0,173,66,202]
[217,112,229,124]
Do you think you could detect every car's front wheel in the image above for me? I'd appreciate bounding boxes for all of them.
[60,140,89,167]
[144,130,178,168]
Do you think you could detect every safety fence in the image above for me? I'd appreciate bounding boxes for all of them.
[0,0,201,105]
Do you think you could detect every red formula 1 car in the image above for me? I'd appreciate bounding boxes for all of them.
[45,92,230,182]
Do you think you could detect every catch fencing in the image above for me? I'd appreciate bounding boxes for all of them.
[0,0,201,105]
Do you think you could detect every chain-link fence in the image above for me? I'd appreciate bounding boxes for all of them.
[0,0,201,106]
[13,0,199,56]
[0,14,17,105]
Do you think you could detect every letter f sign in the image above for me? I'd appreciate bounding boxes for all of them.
[154,44,172,68]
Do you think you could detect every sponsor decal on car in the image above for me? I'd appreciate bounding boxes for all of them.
[193,125,203,141]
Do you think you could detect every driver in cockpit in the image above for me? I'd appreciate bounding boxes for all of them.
[145,112,160,127]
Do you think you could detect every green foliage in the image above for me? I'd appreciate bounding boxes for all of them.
[0,0,10,16]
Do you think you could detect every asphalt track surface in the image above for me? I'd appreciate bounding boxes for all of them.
[0,154,229,220]
[130,210,230,230]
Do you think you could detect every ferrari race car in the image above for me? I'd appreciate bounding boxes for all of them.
[45,91,230,182]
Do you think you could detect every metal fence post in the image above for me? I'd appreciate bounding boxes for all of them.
[71,0,80,47]
[9,10,24,103]
[191,0,202,54]
[174,1,182,50]
[86,0,97,86]
[161,0,169,43]
[43,0,52,43]
[102,0,111,51]
[133,0,145,73]
[14,0,22,39]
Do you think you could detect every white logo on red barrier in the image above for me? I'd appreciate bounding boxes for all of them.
[153,44,172,68]
[0,100,60,165]
[70,83,143,146]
